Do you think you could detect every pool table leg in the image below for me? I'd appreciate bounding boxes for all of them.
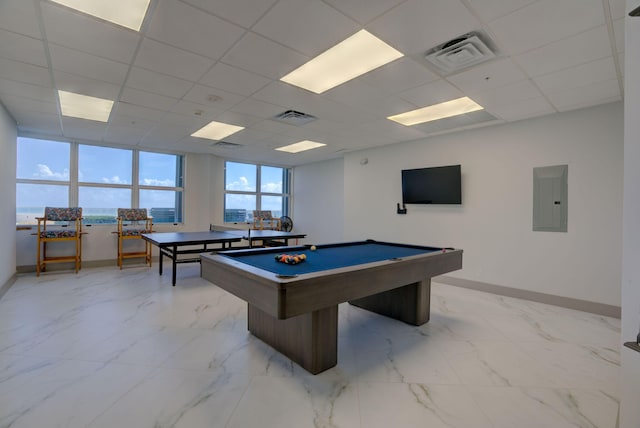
[349,279,431,326]
[247,304,338,374]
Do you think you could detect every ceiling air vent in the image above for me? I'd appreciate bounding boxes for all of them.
[211,141,242,148]
[272,110,317,126]
[425,32,496,75]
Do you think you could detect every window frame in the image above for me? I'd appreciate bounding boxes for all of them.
[223,161,291,224]
[16,136,185,225]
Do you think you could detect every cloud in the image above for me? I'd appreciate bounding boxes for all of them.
[226,176,253,191]
[261,181,283,193]
[142,178,175,186]
[102,176,129,184]
[34,164,69,180]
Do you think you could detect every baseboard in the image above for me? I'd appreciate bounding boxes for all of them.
[436,275,621,319]
[16,257,159,273]
[0,272,17,300]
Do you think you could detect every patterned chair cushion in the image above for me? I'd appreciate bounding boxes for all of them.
[121,229,148,237]
[45,207,82,221]
[253,210,274,220]
[118,208,148,221]
[40,230,77,238]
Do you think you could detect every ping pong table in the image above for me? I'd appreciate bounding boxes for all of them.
[141,229,306,286]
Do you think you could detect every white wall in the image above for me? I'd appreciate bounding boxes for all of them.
[620,1,640,426]
[342,102,623,307]
[292,158,344,244]
[15,152,224,267]
[0,103,17,285]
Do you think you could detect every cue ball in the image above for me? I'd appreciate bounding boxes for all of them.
[310,245,317,251]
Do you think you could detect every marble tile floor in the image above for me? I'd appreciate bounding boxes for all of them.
[0,265,620,428]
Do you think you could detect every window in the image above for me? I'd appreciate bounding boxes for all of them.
[224,161,290,223]
[78,145,133,223]
[16,137,184,225]
[139,152,183,223]
[16,138,70,224]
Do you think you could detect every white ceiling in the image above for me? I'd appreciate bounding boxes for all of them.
[0,0,626,166]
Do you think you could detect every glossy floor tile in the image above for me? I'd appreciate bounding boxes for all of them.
[0,265,620,427]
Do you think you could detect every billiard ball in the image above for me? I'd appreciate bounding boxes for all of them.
[310,245,317,251]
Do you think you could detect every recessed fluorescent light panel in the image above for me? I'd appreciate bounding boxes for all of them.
[387,97,484,126]
[50,0,150,31]
[191,121,245,141]
[280,30,404,94]
[276,140,326,154]
[58,90,114,122]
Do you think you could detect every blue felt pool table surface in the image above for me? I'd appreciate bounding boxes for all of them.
[219,240,443,276]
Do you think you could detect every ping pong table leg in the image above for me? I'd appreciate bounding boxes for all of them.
[158,245,164,275]
[172,244,177,286]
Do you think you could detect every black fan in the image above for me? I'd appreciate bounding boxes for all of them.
[279,216,293,232]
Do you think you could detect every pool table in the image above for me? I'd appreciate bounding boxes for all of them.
[200,240,463,374]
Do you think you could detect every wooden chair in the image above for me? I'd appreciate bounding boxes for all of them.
[116,208,153,269]
[252,210,281,230]
[35,207,83,276]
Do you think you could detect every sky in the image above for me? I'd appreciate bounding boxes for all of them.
[17,138,287,217]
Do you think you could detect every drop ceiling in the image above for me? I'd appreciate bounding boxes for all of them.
[0,0,626,166]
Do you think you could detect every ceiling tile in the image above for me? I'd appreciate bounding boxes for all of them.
[608,0,627,20]
[53,70,121,100]
[0,29,47,67]
[546,79,620,111]
[61,117,107,140]
[146,0,245,60]
[15,111,62,136]
[199,63,272,97]
[485,96,555,121]
[325,80,415,118]
[230,98,285,118]
[613,18,624,53]
[41,2,140,63]
[0,57,51,87]
[253,81,377,125]
[182,0,279,29]
[0,78,55,103]
[252,0,359,57]
[213,111,263,128]
[534,56,617,94]
[119,87,178,111]
[397,79,464,107]
[134,38,214,82]
[104,125,147,145]
[368,0,480,55]
[49,44,129,85]
[469,79,544,109]
[322,0,406,25]
[466,0,537,22]
[112,102,168,123]
[1,93,57,115]
[169,99,227,120]
[361,57,440,94]
[109,110,159,131]
[125,67,193,99]
[0,0,40,38]
[182,84,245,111]
[489,0,605,54]
[222,32,309,80]
[446,58,527,93]
[513,25,612,77]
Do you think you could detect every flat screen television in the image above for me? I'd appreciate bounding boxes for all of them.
[401,164,461,205]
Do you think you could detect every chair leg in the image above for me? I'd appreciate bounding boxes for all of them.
[36,238,41,277]
[118,237,123,269]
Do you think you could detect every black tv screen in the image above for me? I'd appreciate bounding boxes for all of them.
[401,165,461,205]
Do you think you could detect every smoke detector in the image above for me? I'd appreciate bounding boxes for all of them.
[425,32,496,75]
